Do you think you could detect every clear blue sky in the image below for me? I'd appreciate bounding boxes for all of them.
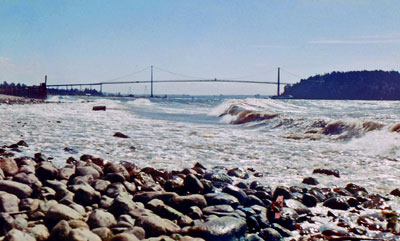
[1,0,399,95]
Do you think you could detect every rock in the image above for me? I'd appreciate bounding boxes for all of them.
[222,184,247,204]
[67,227,102,241]
[92,179,111,193]
[171,194,207,212]
[204,193,239,208]
[36,162,59,181]
[285,199,311,215]
[60,167,75,180]
[259,228,283,241]
[0,180,33,199]
[28,224,50,241]
[76,166,101,179]
[188,206,203,220]
[390,188,400,197]
[345,183,368,194]
[122,227,145,240]
[88,209,117,229]
[50,220,71,241]
[135,215,181,237]
[202,204,234,216]
[245,195,264,207]
[91,228,113,241]
[227,168,249,179]
[184,174,204,194]
[272,223,292,237]
[146,199,183,220]
[203,172,233,188]
[272,186,292,200]
[113,132,129,138]
[301,193,318,207]
[0,213,15,236]
[276,208,298,231]
[109,194,142,217]
[16,140,28,147]
[20,198,40,212]
[302,177,319,185]
[92,106,106,111]
[68,220,90,230]
[46,204,83,222]
[134,191,178,204]
[13,173,42,190]
[4,229,36,241]
[313,168,340,178]
[0,158,19,176]
[111,233,140,241]
[104,173,125,183]
[188,216,246,240]
[106,183,128,198]
[0,191,20,212]
[323,196,350,210]
[13,216,28,230]
[73,184,101,206]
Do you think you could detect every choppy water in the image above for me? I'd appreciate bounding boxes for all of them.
[1,96,400,205]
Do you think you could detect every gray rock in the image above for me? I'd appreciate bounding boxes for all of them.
[259,228,282,241]
[91,227,113,241]
[106,182,128,198]
[28,224,50,241]
[204,193,239,208]
[146,199,183,220]
[122,227,146,240]
[67,220,90,230]
[188,216,246,240]
[76,166,101,179]
[88,209,117,229]
[0,191,20,212]
[13,216,28,230]
[46,204,83,222]
[323,196,350,210]
[4,229,36,241]
[0,180,33,199]
[0,213,14,236]
[245,195,264,207]
[272,186,292,200]
[67,227,101,241]
[172,194,207,212]
[36,162,59,181]
[285,199,311,215]
[133,191,178,204]
[184,174,204,194]
[109,194,142,217]
[92,179,110,193]
[227,167,249,179]
[59,167,75,180]
[13,173,42,190]
[222,184,247,204]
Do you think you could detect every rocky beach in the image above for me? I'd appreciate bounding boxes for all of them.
[0,138,399,241]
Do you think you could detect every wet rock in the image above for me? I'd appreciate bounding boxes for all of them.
[135,214,181,237]
[36,162,59,181]
[301,193,318,207]
[113,132,129,138]
[276,208,298,231]
[0,180,33,199]
[46,204,83,222]
[184,174,204,194]
[50,220,72,241]
[28,224,50,241]
[73,184,101,206]
[203,172,233,188]
[111,233,140,241]
[272,186,292,200]
[0,158,19,176]
[285,199,311,215]
[105,173,125,183]
[323,196,350,210]
[92,106,106,111]
[188,216,246,240]
[88,209,117,229]
[67,227,102,241]
[227,168,249,179]
[202,204,235,217]
[390,188,400,197]
[0,191,20,212]
[302,177,319,185]
[4,229,36,241]
[272,223,292,237]
[312,168,340,178]
[204,193,239,208]
[222,184,247,204]
[345,183,368,194]
[16,140,28,147]
[245,195,264,207]
[188,206,203,220]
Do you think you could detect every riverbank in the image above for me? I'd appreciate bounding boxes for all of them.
[0,94,45,104]
[0,140,399,240]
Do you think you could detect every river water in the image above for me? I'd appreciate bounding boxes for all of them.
[1,96,400,206]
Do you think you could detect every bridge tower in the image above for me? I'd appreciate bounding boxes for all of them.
[150,66,154,98]
[277,67,280,96]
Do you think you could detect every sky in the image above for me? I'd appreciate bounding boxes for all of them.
[1,0,399,95]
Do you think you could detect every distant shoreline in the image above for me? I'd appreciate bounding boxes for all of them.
[0,94,45,104]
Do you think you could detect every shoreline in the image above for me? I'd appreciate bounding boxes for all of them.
[0,94,45,105]
[0,141,399,240]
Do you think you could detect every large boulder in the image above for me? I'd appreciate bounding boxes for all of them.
[0,180,33,199]
[0,158,19,176]
[88,209,117,229]
[188,216,246,240]
[0,191,20,212]
[46,204,84,222]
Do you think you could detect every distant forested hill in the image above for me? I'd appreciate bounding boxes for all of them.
[282,70,400,100]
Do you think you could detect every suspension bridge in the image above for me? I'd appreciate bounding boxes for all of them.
[46,66,296,97]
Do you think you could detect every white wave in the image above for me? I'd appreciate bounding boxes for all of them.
[127,98,153,106]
